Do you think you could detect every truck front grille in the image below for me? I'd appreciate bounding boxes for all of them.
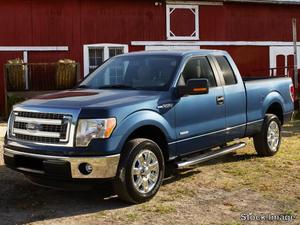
[14,134,61,144]
[9,111,72,144]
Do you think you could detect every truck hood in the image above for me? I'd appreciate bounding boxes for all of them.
[19,89,162,110]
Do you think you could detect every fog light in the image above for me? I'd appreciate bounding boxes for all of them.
[79,163,93,175]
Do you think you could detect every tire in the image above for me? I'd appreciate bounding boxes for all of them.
[253,114,282,157]
[113,138,165,204]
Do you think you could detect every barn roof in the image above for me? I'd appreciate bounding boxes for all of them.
[224,0,300,4]
[167,0,300,5]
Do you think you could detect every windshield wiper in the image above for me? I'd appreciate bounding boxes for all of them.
[98,84,138,90]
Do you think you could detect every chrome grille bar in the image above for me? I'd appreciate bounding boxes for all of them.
[13,128,61,138]
[14,116,62,125]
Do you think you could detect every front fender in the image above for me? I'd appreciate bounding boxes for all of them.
[112,110,176,152]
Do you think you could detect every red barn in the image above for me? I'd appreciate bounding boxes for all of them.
[1,0,300,116]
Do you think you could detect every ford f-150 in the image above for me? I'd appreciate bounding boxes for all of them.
[3,50,294,203]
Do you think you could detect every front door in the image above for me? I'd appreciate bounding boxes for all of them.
[213,55,247,142]
[174,56,226,155]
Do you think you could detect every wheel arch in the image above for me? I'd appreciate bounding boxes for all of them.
[125,125,169,162]
[266,102,284,124]
[262,91,285,124]
[114,110,175,162]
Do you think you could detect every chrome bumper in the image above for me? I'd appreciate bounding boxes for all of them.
[4,148,120,179]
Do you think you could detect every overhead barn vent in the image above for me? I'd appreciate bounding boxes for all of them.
[166,4,199,40]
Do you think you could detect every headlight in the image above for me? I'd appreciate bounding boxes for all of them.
[76,118,116,147]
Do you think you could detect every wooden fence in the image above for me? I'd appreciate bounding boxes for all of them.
[4,61,80,117]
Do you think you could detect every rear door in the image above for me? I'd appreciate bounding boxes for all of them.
[212,55,247,141]
[173,56,226,155]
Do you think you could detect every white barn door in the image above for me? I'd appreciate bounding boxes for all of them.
[269,46,300,76]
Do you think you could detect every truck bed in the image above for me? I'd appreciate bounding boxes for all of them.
[242,75,289,81]
[243,77,294,123]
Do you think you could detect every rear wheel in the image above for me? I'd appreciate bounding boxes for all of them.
[253,114,282,157]
[114,138,165,203]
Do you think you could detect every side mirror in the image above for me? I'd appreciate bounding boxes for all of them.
[176,78,209,97]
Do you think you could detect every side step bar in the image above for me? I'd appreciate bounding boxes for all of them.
[176,142,246,168]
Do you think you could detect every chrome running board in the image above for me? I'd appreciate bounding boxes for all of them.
[176,142,246,168]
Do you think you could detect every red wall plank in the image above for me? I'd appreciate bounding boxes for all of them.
[170,8,195,37]
[202,46,270,76]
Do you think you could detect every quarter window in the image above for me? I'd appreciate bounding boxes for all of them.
[215,56,237,85]
[179,57,217,87]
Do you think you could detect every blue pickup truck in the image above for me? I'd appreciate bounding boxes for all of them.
[4,50,294,203]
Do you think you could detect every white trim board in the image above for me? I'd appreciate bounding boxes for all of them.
[225,0,300,5]
[145,45,200,51]
[131,41,300,46]
[166,1,223,5]
[0,46,68,51]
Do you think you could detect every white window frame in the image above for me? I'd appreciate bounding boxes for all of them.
[83,43,128,76]
[166,4,199,41]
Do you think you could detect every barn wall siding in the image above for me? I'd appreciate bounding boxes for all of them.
[2,1,300,47]
[202,46,270,76]
[0,0,300,115]
[200,3,300,41]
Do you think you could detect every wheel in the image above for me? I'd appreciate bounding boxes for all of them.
[253,114,282,157]
[114,138,165,203]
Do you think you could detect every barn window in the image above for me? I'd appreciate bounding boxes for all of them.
[88,48,104,73]
[109,47,124,58]
[83,44,128,76]
[166,4,199,40]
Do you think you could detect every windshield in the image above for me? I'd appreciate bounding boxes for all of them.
[79,54,181,91]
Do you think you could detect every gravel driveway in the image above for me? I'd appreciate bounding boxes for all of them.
[0,122,299,225]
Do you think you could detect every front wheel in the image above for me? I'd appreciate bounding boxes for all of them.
[114,138,165,203]
[253,114,282,157]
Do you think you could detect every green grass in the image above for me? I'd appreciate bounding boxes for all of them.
[139,203,176,214]
[126,212,138,222]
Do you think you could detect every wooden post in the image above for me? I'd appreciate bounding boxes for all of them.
[3,65,8,118]
[23,51,29,90]
[292,19,300,112]
[292,19,299,96]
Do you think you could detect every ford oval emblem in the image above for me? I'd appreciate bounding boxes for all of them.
[26,123,40,131]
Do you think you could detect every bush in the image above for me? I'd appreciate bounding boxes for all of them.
[7,95,26,114]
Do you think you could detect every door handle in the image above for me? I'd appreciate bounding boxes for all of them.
[216,96,225,105]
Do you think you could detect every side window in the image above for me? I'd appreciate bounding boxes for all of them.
[179,57,217,87]
[215,56,237,85]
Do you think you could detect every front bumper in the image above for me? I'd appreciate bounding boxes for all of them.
[3,148,120,179]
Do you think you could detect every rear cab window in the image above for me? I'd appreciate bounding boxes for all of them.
[215,56,237,86]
